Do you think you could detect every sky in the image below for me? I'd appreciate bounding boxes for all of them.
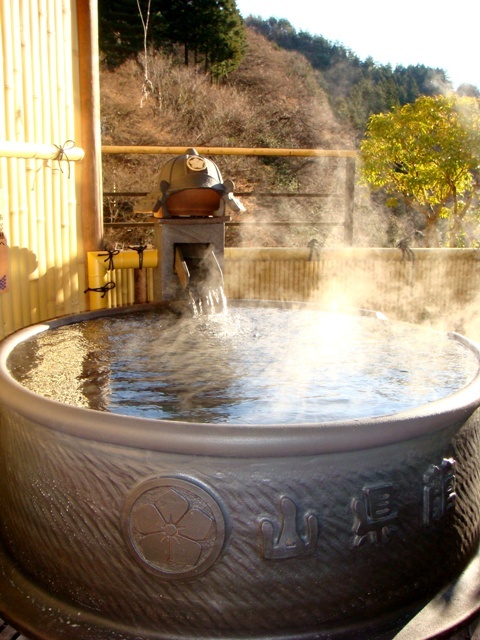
[235,0,480,90]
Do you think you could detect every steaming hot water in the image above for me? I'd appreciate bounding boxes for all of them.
[7,304,478,424]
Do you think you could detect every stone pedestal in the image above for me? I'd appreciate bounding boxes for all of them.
[153,217,228,302]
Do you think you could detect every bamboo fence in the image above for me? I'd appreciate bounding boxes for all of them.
[0,0,100,340]
[223,248,480,324]
[224,248,480,341]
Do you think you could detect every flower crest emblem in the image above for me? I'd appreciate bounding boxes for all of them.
[124,477,226,579]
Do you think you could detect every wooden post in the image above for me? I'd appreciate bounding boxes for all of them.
[344,157,355,246]
[134,269,148,303]
[76,0,103,254]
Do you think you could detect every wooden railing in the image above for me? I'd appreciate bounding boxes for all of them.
[101,146,357,245]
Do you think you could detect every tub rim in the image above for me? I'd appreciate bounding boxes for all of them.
[1,301,480,458]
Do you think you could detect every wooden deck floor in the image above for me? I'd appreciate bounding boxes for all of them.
[0,617,29,640]
[0,614,478,640]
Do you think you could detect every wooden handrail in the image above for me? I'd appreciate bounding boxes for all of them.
[0,141,84,161]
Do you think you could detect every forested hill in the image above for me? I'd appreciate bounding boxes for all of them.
[245,17,478,131]
[98,1,479,136]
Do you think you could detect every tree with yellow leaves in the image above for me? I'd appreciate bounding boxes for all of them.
[360,95,480,247]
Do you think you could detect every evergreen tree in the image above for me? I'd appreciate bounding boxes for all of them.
[99,0,246,77]
[98,0,146,68]
[201,0,246,78]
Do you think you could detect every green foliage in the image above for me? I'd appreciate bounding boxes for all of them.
[98,0,146,68]
[98,0,246,77]
[360,95,480,246]
[155,0,246,75]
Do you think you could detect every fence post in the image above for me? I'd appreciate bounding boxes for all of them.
[344,157,355,246]
[77,0,103,254]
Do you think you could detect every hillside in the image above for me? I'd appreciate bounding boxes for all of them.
[100,28,393,249]
[245,17,478,132]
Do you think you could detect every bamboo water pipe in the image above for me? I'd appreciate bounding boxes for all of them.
[86,249,158,311]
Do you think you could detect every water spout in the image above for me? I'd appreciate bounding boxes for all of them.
[137,148,243,307]
[174,244,226,314]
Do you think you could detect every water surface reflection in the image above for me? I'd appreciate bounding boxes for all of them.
[8,306,478,424]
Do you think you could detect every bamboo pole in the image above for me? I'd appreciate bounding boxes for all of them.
[127,268,135,305]
[54,0,73,315]
[101,146,358,158]
[38,0,57,319]
[0,140,85,161]
[12,0,31,328]
[28,0,49,321]
[63,0,81,315]
[47,0,66,317]
[70,0,87,307]
[54,0,67,139]
[3,0,24,329]
[0,3,14,337]
[20,0,40,324]
[147,268,154,301]
[111,268,119,307]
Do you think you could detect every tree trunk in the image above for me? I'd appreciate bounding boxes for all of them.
[424,216,439,247]
[448,186,459,247]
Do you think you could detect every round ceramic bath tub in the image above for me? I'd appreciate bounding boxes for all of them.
[0,302,480,640]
